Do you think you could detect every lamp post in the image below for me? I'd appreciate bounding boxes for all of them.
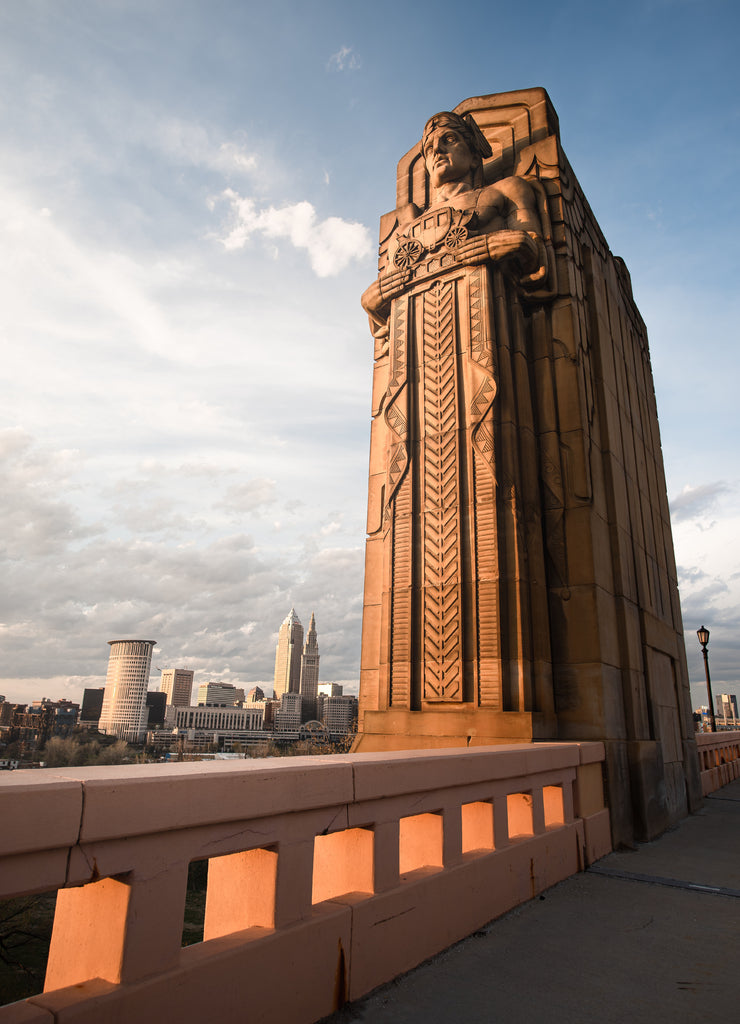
[697,626,716,732]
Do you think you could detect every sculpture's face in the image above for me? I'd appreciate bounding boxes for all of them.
[423,126,475,189]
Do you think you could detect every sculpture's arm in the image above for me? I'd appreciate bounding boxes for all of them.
[497,177,542,236]
[361,267,412,344]
[451,228,540,276]
[454,177,544,282]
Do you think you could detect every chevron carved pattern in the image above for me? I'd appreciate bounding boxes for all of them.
[421,280,462,701]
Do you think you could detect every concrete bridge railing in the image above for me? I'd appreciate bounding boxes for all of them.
[695,730,740,795]
[0,743,610,1024]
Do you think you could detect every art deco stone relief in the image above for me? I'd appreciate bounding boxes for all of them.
[361,108,555,715]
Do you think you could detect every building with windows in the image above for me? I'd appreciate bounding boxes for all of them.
[321,695,358,738]
[146,691,167,728]
[196,682,245,707]
[98,640,156,743]
[716,694,739,726]
[159,668,194,707]
[273,608,304,698]
[175,705,264,732]
[299,613,320,721]
[80,688,105,728]
[274,692,303,732]
[318,682,344,698]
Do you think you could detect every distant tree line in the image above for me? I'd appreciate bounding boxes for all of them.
[41,732,131,767]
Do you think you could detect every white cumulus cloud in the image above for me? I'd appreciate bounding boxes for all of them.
[669,481,731,523]
[215,190,372,277]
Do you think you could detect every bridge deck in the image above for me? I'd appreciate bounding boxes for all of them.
[325,777,740,1024]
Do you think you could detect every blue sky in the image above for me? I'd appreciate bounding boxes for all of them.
[1,0,738,711]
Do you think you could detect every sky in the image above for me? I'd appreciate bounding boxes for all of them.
[1,0,738,712]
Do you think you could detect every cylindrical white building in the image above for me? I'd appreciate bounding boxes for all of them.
[99,640,156,743]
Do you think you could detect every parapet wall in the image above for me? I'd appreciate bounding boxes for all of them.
[0,745,610,1023]
[695,731,740,795]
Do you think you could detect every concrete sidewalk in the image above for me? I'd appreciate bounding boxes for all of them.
[324,779,739,1024]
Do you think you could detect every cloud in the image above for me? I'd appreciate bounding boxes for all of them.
[218,478,278,516]
[327,46,362,72]
[0,181,178,359]
[0,427,364,699]
[0,429,94,559]
[669,481,731,522]
[156,119,258,178]
[677,565,709,588]
[215,190,372,276]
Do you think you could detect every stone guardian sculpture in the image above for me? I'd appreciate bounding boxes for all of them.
[359,107,556,734]
[355,90,701,850]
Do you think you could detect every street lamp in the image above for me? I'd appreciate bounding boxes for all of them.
[697,626,716,732]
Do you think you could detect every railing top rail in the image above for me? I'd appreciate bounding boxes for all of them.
[695,730,740,748]
[0,742,603,861]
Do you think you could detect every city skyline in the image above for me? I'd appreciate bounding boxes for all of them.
[1,1,739,712]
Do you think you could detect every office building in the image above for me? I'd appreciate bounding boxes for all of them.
[159,668,194,707]
[98,640,156,743]
[275,692,303,732]
[273,609,303,698]
[322,695,358,738]
[175,705,264,732]
[318,682,343,698]
[80,687,105,728]
[299,612,320,721]
[716,694,738,724]
[196,682,244,707]
[146,691,167,728]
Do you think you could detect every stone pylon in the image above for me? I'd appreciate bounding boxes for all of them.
[354,88,701,846]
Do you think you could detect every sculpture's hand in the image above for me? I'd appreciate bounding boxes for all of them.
[486,230,539,273]
[361,279,384,317]
[361,268,411,316]
[378,267,412,302]
[450,235,489,265]
[362,269,411,353]
[452,230,539,275]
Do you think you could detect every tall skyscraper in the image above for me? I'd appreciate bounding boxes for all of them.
[273,608,303,699]
[299,612,320,721]
[98,640,156,743]
[159,668,194,707]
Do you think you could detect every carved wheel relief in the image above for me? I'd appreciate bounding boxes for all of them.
[393,238,424,270]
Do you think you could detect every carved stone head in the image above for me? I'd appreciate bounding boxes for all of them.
[421,111,492,191]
